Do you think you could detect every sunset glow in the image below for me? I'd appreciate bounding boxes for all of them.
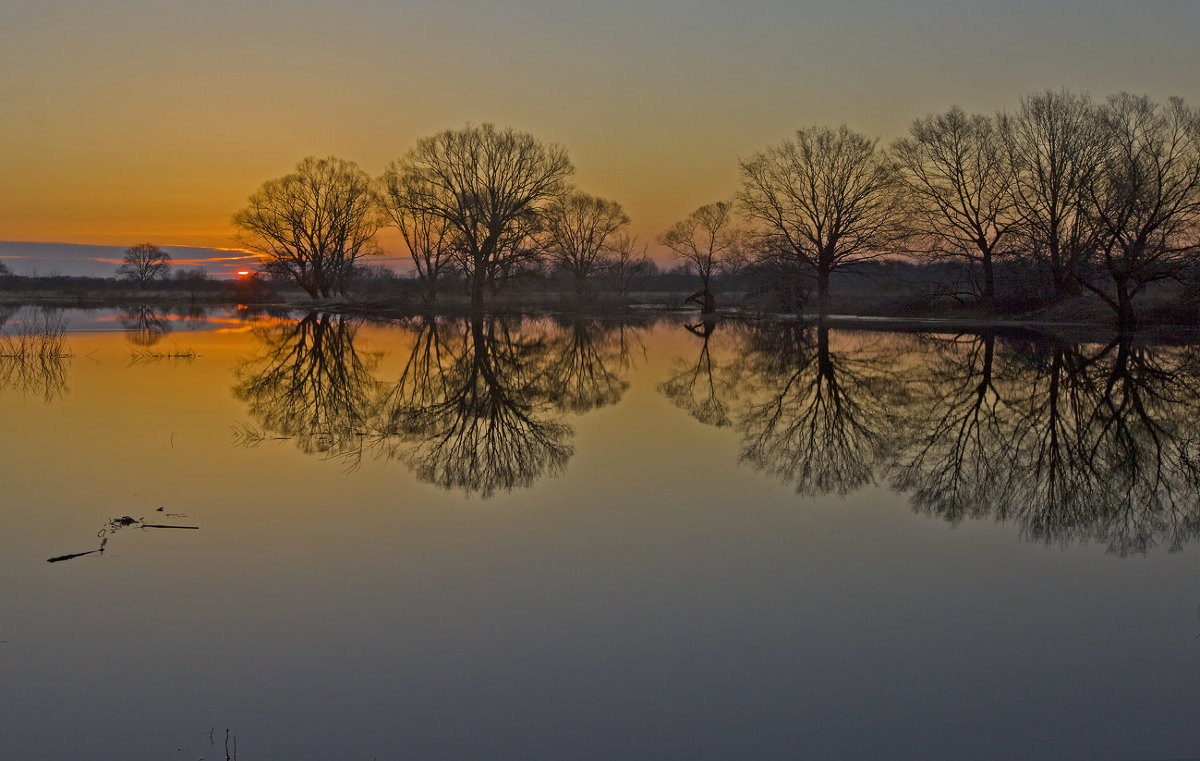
[2,1,1198,271]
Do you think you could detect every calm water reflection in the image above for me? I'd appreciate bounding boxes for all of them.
[4,308,1200,760]
[234,313,647,496]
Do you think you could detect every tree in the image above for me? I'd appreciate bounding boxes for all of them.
[116,243,171,285]
[381,123,574,306]
[378,174,459,304]
[233,156,381,299]
[603,233,654,301]
[1081,94,1200,331]
[893,107,1021,305]
[1001,89,1103,296]
[173,267,209,301]
[739,125,903,316]
[541,190,630,295]
[659,201,742,313]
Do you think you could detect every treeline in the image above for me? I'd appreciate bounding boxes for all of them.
[9,90,1195,328]
[228,91,1199,328]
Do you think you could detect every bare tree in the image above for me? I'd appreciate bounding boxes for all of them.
[659,201,742,313]
[1082,94,1200,331]
[893,107,1021,305]
[1001,89,1103,296]
[381,123,574,306]
[603,233,654,301]
[739,125,903,316]
[376,184,458,303]
[233,156,381,299]
[116,243,171,286]
[542,190,630,295]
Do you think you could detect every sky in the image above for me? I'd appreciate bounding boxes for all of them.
[2,0,1199,275]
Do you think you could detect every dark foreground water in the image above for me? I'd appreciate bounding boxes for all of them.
[3,306,1200,760]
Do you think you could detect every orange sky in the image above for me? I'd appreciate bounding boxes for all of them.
[2,0,1198,265]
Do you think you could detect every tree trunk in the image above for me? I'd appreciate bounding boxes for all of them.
[1116,281,1137,333]
[816,266,830,317]
[981,254,995,306]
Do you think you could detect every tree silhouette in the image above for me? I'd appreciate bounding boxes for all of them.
[541,191,630,296]
[382,124,573,306]
[893,108,1021,305]
[115,243,171,286]
[1081,94,1200,331]
[1001,89,1103,296]
[739,125,903,316]
[659,203,742,314]
[233,156,381,299]
[377,180,460,303]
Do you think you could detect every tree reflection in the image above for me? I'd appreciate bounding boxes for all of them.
[225,312,1200,543]
[0,309,71,403]
[659,320,739,427]
[233,312,380,466]
[375,315,573,497]
[121,307,172,346]
[996,340,1097,540]
[542,317,642,413]
[738,323,899,497]
[890,332,1017,522]
[1072,339,1200,553]
[891,332,1200,554]
[231,313,638,496]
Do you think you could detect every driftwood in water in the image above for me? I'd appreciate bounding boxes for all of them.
[47,549,101,563]
[47,515,197,563]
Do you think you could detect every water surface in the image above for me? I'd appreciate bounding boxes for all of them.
[3,307,1199,760]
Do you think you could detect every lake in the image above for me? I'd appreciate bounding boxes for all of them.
[3,306,1200,760]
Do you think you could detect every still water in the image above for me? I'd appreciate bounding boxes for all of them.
[2,306,1200,760]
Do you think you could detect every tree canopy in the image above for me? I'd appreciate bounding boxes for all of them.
[233,156,381,299]
[381,123,574,305]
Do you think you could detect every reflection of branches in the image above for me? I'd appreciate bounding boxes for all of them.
[542,317,641,414]
[891,333,1017,523]
[233,313,380,468]
[738,324,898,497]
[990,340,1101,542]
[659,320,740,427]
[121,307,172,346]
[1074,339,1200,553]
[0,310,71,403]
[375,315,573,497]
[890,332,1200,554]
